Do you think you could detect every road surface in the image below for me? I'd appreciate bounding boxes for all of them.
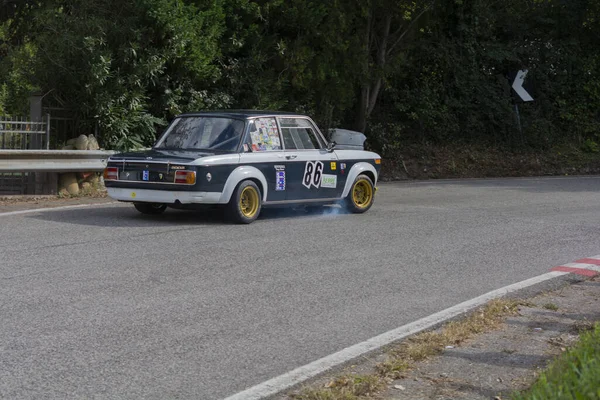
[1,176,599,399]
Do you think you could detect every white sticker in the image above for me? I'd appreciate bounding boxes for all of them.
[321,174,337,188]
[303,161,324,188]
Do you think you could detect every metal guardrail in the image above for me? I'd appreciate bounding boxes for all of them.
[0,150,114,172]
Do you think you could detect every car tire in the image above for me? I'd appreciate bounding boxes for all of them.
[227,180,262,224]
[344,174,375,213]
[134,202,167,215]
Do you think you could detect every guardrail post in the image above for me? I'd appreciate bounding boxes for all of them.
[0,115,4,149]
[46,113,51,150]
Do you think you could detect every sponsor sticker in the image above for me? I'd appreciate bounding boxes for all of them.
[330,162,337,171]
[321,174,337,188]
[131,192,136,199]
[276,171,286,191]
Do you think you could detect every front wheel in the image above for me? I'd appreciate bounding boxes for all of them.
[227,180,262,224]
[344,174,375,213]
[134,202,167,215]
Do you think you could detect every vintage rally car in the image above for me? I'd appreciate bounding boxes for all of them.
[104,111,381,223]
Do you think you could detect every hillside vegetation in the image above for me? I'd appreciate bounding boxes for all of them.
[1,0,599,172]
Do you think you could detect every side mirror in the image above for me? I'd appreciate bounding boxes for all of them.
[326,141,336,152]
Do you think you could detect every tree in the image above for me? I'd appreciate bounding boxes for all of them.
[1,0,227,149]
[353,0,435,133]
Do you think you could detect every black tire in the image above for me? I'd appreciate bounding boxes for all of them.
[344,174,375,213]
[133,202,167,215]
[227,180,262,224]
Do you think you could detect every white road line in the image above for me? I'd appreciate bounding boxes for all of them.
[223,271,571,400]
[0,202,119,217]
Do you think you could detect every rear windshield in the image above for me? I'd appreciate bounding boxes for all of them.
[156,117,245,151]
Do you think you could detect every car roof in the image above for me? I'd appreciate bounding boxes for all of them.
[176,110,307,119]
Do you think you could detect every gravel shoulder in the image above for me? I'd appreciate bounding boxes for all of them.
[285,275,600,400]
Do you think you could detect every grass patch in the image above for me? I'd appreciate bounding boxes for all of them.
[512,323,600,400]
[543,303,559,311]
[290,299,526,399]
[290,375,384,400]
[392,299,525,364]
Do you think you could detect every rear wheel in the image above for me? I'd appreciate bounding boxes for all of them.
[134,202,167,215]
[344,174,375,213]
[227,180,262,224]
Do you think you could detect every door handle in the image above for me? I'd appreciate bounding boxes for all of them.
[285,155,298,160]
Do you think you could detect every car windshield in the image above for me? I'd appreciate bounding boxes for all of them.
[156,117,245,151]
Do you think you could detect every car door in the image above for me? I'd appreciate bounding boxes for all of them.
[238,117,287,202]
[278,117,339,201]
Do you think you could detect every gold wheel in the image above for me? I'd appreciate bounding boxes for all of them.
[352,178,374,209]
[239,186,260,218]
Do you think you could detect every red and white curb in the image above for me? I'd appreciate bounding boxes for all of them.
[551,256,600,277]
[224,255,599,400]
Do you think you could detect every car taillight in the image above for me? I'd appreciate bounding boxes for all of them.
[103,167,118,181]
[174,170,196,185]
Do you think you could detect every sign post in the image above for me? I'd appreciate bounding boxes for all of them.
[510,69,534,144]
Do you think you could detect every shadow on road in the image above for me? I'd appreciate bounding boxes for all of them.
[26,203,349,228]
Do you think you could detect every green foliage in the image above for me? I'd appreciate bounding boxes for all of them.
[0,21,38,115]
[0,0,599,153]
[512,323,600,400]
[1,0,226,150]
[583,139,599,154]
[366,0,600,153]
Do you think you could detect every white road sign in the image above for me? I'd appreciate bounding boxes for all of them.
[512,69,534,102]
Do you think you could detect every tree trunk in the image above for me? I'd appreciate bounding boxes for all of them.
[354,14,391,133]
[354,85,369,133]
[354,9,373,133]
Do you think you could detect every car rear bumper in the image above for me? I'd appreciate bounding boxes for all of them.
[107,188,222,204]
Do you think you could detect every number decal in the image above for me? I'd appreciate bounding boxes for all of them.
[303,161,324,188]
[313,162,323,187]
[303,162,314,188]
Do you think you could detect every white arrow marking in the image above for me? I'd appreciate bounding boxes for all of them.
[512,69,534,102]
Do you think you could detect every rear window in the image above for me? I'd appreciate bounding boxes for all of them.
[157,117,245,151]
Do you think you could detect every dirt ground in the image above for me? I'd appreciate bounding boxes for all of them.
[378,144,600,181]
[284,275,600,400]
[380,277,600,400]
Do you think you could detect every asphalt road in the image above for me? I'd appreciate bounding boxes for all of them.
[1,176,599,399]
